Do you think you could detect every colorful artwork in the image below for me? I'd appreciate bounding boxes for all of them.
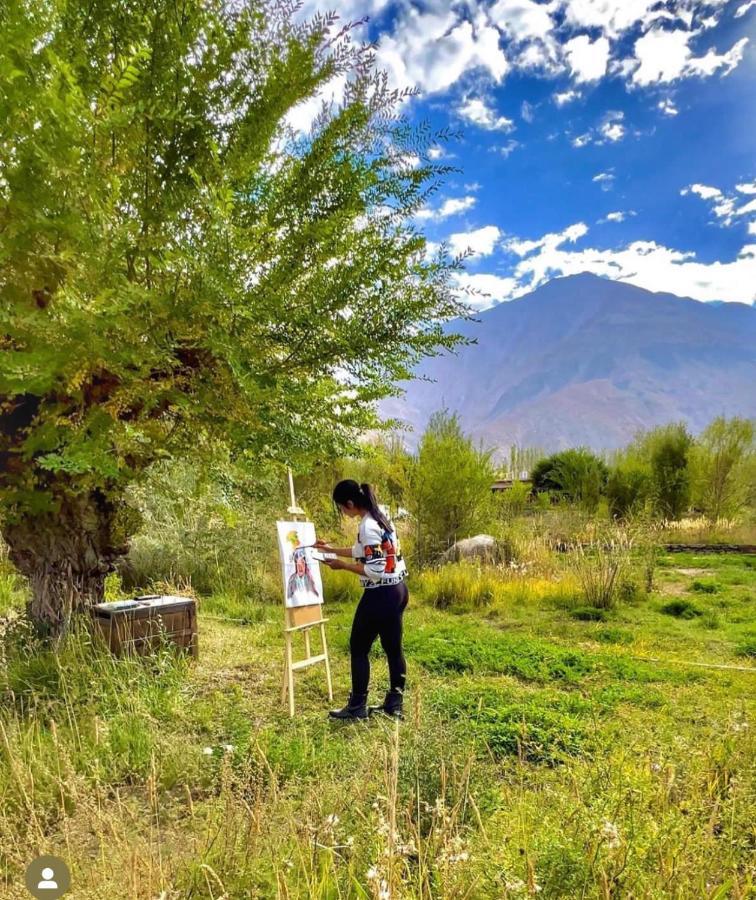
[276,521,324,609]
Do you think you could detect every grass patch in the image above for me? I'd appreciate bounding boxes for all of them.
[690,580,719,594]
[405,621,593,684]
[660,599,703,619]
[431,682,593,765]
[734,637,756,659]
[571,606,608,621]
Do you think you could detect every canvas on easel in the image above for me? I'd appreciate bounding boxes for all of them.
[276,519,333,715]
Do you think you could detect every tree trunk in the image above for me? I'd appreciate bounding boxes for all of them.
[2,489,127,635]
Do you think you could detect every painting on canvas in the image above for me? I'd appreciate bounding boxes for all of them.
[276,521,324,609]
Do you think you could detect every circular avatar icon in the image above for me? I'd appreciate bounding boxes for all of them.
[24,855,71,899]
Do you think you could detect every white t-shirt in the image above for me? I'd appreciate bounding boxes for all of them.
[351,514,407,588]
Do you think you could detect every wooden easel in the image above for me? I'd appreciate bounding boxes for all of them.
[280,468,333,717]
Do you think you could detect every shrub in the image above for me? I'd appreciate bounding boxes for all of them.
[660,599,702,619]
[571,606,608,621]
[735,638,756,659]
[690,580,718,594]
[606,461,651,520]
[405,411,497,564]
[569,531,631,610]
[595,628,633,645]
[531,448,608,512]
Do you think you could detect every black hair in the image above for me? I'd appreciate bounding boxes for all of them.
[332,479,391,532]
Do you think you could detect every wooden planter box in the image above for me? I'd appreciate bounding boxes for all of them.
[91,595,198,658]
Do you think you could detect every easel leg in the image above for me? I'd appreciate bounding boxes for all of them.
[320,622,333,701]
[304,629,311,660]
[281,644,289,703]
[285,632,295,717]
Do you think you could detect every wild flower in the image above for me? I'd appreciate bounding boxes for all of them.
[600,819,621,849]
[202,747,214,756]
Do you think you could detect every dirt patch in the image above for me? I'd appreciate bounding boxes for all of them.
[674,568,710,577]
[661,583,688,596]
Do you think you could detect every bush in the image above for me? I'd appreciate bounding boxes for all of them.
[606,462,651,519]
[123,456,285,598]
[735,638,756,659]
[405,411,497,564]
[569,531,631,610]
[690,580,718,594]
[571,606,608,621]
[595,627,634,645]
[531,448,608,512]
[660,599,702,619]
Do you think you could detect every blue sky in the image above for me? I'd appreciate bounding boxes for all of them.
[294,0,756,307]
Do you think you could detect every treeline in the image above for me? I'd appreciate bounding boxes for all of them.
[532,418,756,521]
[116,412,754,591]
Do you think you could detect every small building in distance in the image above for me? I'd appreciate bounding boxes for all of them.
[491,472,532,492]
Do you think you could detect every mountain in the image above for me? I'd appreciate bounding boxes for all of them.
[381,273,756,452]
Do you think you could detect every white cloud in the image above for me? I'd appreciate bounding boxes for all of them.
[504,222,756,304]
[560,0,660,39]
[453,272,519,308]
[682,182,756,226]
[573,112,626,147]
[599,210,635,223]
[494,139,521,157]
[456,96,515,131]
[449,225,503,257]
[416,195,477,222]
[507,222,588,257]
[631,29,749,86]
[489,0,556,42]
[750,222,756,235]
[428,146,446,160]
[593,171,615,190]
[600,119,625,142]
[564,34,611,82]
[521,100,535,122]
[378,7,509,95]
[658,98,679,116]
[553,88,581,106]
[735,0,756,17]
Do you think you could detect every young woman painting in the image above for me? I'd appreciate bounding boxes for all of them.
[315,480,408,720]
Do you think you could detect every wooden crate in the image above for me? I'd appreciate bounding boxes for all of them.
[91,595,198,658]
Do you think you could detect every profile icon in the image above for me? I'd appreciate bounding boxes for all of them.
[38,867,58,889]
[24,855,70,898]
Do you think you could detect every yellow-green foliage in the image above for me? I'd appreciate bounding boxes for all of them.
[412,562,579,612]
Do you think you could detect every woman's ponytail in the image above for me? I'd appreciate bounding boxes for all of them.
[360,483,391,532]
[332,479,391,532]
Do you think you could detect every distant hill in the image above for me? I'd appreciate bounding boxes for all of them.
[381,273,756,452]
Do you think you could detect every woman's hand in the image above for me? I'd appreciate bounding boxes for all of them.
[322,557,346,570]
[314,539,334,552]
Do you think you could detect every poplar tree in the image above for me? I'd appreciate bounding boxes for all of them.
[0,0,465,631]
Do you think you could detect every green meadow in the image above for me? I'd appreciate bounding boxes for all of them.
[1,547,753,898]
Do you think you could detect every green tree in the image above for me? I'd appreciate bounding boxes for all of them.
[530,448,608,512]
[637,424,693,520]
[606,459,651,520]
[406,410,495,562]
[0,0,465,631]
[690,417,755,521]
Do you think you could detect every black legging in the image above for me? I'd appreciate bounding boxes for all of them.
[350,581,409,696]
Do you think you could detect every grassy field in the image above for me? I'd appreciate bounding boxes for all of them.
[0,549,754,898]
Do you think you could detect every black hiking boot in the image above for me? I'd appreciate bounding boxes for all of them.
[328,693,369,721]
[369,688,404,720]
